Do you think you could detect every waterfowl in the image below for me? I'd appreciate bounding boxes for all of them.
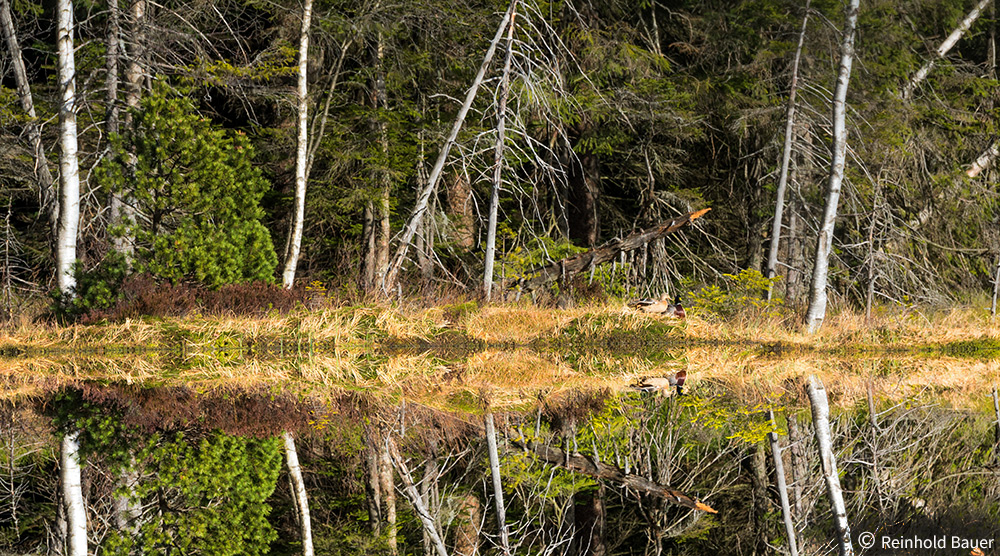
[632,370,687,396]
[628,294,685,318]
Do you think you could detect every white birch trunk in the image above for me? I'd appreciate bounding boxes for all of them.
[55,0,81,297]
[768,410,798,556]
[967,140,1000,178]
[1,0,58,237]
[385,437,450,556]
[283,432,314,556]
[991,254,999,319]
[61,431,87,556]
[484,2,517,301]
[902,0,991,99]
[282,0,313,289]
[383,2,516,294]
[805,0,859,334]
[485,412,511,555]
[806,375,854,556]
[766,0,809,300]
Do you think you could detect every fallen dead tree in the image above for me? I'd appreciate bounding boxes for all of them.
[509,434,717,513]
[514,208,710,293]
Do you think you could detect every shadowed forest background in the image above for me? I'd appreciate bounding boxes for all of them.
[2,0,1000,321]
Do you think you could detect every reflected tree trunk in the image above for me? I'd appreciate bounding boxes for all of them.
[385,436,450,556]
[364,427,382,534]
[380,437,398,555]
[60,431,86,556]
[283,432,314,556]
[768,410,799,556]
[453,493,481,556]
[806,375,854,556]
[485,412,511,555]
[573,485,606,556]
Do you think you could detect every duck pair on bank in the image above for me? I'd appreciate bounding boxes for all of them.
[628,294,685,318]
[631,370,687,396]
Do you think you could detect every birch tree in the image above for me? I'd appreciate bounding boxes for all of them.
[283,432,314,556]
[282,0,314,289]
[60,431,87,556]
[483,2,517,301]
[804,0,859,334]
[768,410,798,556]
[806,375,854,556]
[383,2,515,294]
[766,0,809,300]
[485,412,511,555]
[1,0,58,240]
[55,0,81,298]
[901,0,992,99]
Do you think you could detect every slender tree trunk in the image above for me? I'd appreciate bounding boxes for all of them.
[766,0,810,300]
[574,485,607,556]
[0,0,58,239]
[992,388,1000,465]
[785,202,802,307]
[991,254,999,319]
[61,431,86,556]
[566,150,601,247]
[453,493,481,556]
[385,436,450,556]
[380,439,397,555]
[363,427,382,533]
[55,0,81,297]
[787,414,805,519]
[806,375,854,556]
[283,432,314,556]
[448,172,475,249]
[484,2,517,301]
[106,0,128,252]
[282,0,313,289]
[111,460,139,532]
[420,453,439,555]
[373,31,392,291]
[805,0,859,334]
[361,204,377,292]
[485,413,511,555]
[967,140,1000,178]
[768,410,799,556]
[384,1,516,293]
[902,0,992,99]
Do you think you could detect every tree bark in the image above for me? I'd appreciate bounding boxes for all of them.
[767,0,810,300]
[786,414,806,520]
[805,0,859,334]
[574,485,607,556]
[447,172,475,249]
[55,0,81,297]
[61,431,87,556]
[364,427,382,534]
[383,1,516,294]
[483,2,517,301]
[567,151,601,247]
[0,0,58,239]
[380,438,398,555]
[453,493,481,556]
[517,209,709,293]
[967,140,1000,178]
[991,254,1000,319]
[282,0,313,289]
[901,0,992,99]
[769,411,799,556]
[115,0,144,258]
[283,432,314,556]
[485,413,511,555]
[805,375,854,556]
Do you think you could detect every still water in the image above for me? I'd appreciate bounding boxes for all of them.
[1,336,998,556]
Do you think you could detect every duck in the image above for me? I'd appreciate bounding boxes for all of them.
[628,294,685,318]
[631,370,687,396]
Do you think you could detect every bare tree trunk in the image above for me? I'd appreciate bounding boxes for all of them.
[967,140,1000,178]
[453,493,481,556]
[361,204,377,292]
[373,32,391,292]
[768,410,799,556]
[55,0,81,298]
[380,438,397,555]
[283,432,314,556]
[115,0,144,258]
[111,460,139,532]
[0,0,58,239]
[902,0,991,99]
[364,427,382,533]
[766,0,809,300]
[385,436,450,556]
[485,413,511,555]
[805,376,854,556]
[384,1,516,293]
[992,388,1000,465]
[484,2,517,301]
[787,414,805,519]
[785,202,802,307]
[105,0,127,251]
[991,254,999,319]
[282,0,313,289]
[61,431,86,556]
[805,0,859,334]
[448,172,475,249]
[574,485,607,556]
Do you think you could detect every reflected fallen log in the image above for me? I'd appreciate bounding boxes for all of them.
[509,434,717,513]
[514,209,710,293]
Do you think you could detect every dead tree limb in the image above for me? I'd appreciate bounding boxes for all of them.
[515,208,710,293]
[508,435,717,513]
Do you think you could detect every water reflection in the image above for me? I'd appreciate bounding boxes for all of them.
[1,339,999,555]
